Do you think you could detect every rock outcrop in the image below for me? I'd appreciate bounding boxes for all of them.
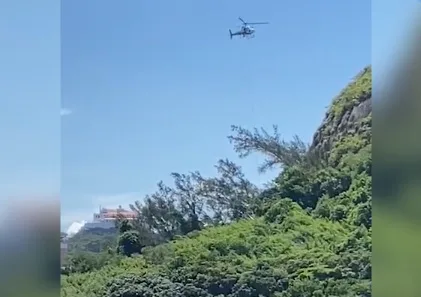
[310,66,372,161]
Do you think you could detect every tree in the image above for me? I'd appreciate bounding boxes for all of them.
[171,171,207,233]
[130,181,186,243]
[227,125,313,173]
[200,159,260,223]
[117,220,142,256]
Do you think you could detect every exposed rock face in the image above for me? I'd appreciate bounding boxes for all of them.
[310,66,372,160]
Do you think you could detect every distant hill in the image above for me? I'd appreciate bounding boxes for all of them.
[67,227,118,253]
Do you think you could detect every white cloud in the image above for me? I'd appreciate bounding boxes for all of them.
[61,209,93,232]
[66,220,87,237]
[60,108,72,116]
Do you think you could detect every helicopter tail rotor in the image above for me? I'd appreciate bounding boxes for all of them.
[229,29,233,39]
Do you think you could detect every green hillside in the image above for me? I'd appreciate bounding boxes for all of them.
[61,66,372,297]
[67,228,119,253]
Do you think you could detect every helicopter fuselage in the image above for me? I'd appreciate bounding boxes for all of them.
[232,26,255,38]
[242,26,255,34]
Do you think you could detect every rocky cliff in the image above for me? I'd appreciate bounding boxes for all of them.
[310,66,372,163]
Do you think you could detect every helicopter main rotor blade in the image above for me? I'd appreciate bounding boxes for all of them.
[247,22,269,25]
[238,17,246,24]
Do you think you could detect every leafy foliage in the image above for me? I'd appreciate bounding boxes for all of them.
[61,250,123,275]
[116,220,143,256]
[228,125,317,173]
[61,67,372,297]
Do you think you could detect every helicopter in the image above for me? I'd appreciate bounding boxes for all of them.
[229,17,269,39]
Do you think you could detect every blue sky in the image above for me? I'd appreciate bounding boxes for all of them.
[5,0,417,232]
[60,0,371,230]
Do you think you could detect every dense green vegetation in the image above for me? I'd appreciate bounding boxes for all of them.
[62,67,372,297]
[67,228,119,253]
